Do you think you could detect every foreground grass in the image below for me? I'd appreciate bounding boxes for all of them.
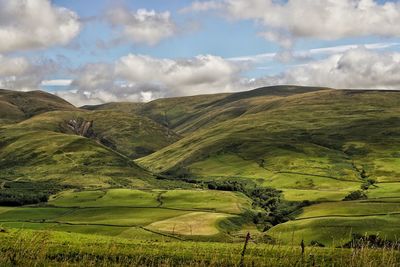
[0,229,399,266]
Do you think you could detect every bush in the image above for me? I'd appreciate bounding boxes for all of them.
[342,233,400,249]
[361,178,376,190]
[310,240,325,247]
[343,190,367,201]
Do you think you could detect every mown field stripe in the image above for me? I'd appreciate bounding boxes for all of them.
[41,205,240,215]
[0,219,184,240]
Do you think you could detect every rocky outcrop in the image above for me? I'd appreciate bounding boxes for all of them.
[66,118,95,138]
[65,118,116,150]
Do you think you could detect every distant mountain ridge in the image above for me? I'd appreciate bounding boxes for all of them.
[0,89,76,125]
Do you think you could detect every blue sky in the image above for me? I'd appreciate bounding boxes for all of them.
[1,0,400,105]
[39,0,400,70]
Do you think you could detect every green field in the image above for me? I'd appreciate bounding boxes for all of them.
[298,201,400,219]
[268,215,400,246]
[0,189,254,240]
[266,197,400,245]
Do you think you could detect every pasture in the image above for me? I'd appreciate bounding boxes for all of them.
[0,188,252,240]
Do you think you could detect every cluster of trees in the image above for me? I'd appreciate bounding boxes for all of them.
[0,180,70,206]
[343,190,368,201]
[0,191,49,206]
[203,180,312,230]
[361,178,376,190]
[206,180,245,192]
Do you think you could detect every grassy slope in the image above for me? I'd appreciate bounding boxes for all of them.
[0,89,181,188]
[136,86,327,135]
[0,126,151,187]
[17,110,181,159]
[138,89,400,184]
[0,89,76,125]
[0,103,181,187]
[0,90,154,187]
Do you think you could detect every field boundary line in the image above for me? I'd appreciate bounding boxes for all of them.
[296,212,400,221]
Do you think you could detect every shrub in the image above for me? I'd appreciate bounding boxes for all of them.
[343,190,367,201]
[310,240,325,247]
[342,233,400,249]
[361,178,376,190]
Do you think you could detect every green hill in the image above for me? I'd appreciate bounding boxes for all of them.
[0,125,152,188]
[136,86,328,135]
[18,110,180,159]
[137,89,400,184]
[0,89,76,125]
[135,87,400,244]
[0,108,180,188]
[0,89,182,188]
[0,91,180,189]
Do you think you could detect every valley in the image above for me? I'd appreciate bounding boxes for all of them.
[1,86,400,265]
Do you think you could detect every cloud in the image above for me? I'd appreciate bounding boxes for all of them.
[41,79,72,87]
[0,55,30,76]
[228,42,400,63]
[180,1,223,13]
[0,55,58,91]
[56,46,400,106]
[115,54,243,95]
[56,54,246,106]
[185,0,400,50]
[0,0,81,53]
[254,47,400,89]
[106,7,176,45]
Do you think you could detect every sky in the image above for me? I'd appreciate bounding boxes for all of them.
[1,0,400,106]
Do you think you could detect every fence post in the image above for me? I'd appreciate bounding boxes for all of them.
[239,232,251,267]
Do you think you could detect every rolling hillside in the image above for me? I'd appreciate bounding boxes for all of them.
[138,89,400,184]
[17,110,180,159]
[0,90,179,188]
[137,86,328,135]
[85,86,330,136]
[0,89,77,125]
[136,87,400,244]
[0,125,152,188]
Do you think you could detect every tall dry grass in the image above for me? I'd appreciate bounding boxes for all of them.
[0,229,399,266]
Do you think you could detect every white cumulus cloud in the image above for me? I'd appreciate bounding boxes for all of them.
[107,8,176,45]
[255,47,400,89]
[0,55,58,91]
[56,54,246,106]
[185,0,400,47]
[0,0,81,53]
[56,47,400,106]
